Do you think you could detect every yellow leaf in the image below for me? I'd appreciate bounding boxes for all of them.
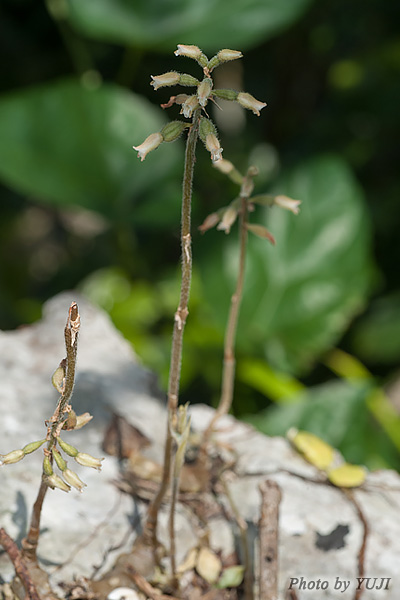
[196,547,222,584]
[177,547,198,574]
[288,429,335,470]
[328,463,366,488]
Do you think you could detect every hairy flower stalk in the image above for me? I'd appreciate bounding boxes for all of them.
[200,168,300,448]
[142,108,201,551]
[202,173,253,445]
[132,44,267,563]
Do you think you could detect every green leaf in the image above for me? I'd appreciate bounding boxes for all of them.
[201,155,372,373]
[352,292,400,363]
[237,358,305,402]
[249,380,370,446]
[216,565,245,588]
[0,79,181,219]
[244,380,400,470]
[66,0,313,52]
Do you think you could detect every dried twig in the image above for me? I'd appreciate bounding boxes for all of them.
[258,480,282,600]
[128,570,181,600]
[219,472,253,600]
[285,587,299,600]
[0,527,41,600]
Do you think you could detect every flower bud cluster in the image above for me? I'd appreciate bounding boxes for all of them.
[40,437,103,493]
[0,439,46,466]
[133,44,267,162]
[0,431,103,495]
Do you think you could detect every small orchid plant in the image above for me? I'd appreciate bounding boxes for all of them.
[0,45,301,598]
[132,44,300,576]
[1,302,103,564]
[132,44,268,554]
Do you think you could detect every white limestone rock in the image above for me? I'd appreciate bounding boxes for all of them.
[0,292,399,599]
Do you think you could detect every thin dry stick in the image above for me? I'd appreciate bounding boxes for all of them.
[203,193,249,444]
[142,109,201,549]
[258,479,282,600]
[344,491,369,600]
[128,570,181,600]
[285,587,299,600]
[219,472,253,600]
[0,527,41,600]
[22,302,80,560]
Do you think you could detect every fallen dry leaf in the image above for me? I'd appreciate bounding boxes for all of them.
[196,547,222,585]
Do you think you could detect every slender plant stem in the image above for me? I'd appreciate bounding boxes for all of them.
[0,528,41,600]
[21,479,48,560]
[168,407,190,585]
[169,473,178,582]
[203,196,248,442]
[142,109,201,549]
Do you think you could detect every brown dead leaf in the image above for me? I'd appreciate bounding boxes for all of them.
[177,547,198,574]
[180,461,209,493]
[128,453,162,481]
[102,413,150,459]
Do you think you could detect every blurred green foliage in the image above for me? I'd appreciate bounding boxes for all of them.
[200,155,371,372]
[0,79,181,215]
[66,0,313,51]
[0,0,399,470]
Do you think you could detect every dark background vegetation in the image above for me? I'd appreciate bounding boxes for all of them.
[1,0,399,471]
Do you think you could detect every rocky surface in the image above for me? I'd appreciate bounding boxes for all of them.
[1,292,399,599]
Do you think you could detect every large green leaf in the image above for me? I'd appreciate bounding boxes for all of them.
[66,0,313,52]
[0,79,181,219]
[244,380,400,470]
[352,292,400,363]
[200,156,372,372]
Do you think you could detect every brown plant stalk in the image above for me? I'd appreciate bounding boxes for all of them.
[22,302,80,560]
[202,185,251,445]
[0,527,41,600]
[142,109,201,550]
